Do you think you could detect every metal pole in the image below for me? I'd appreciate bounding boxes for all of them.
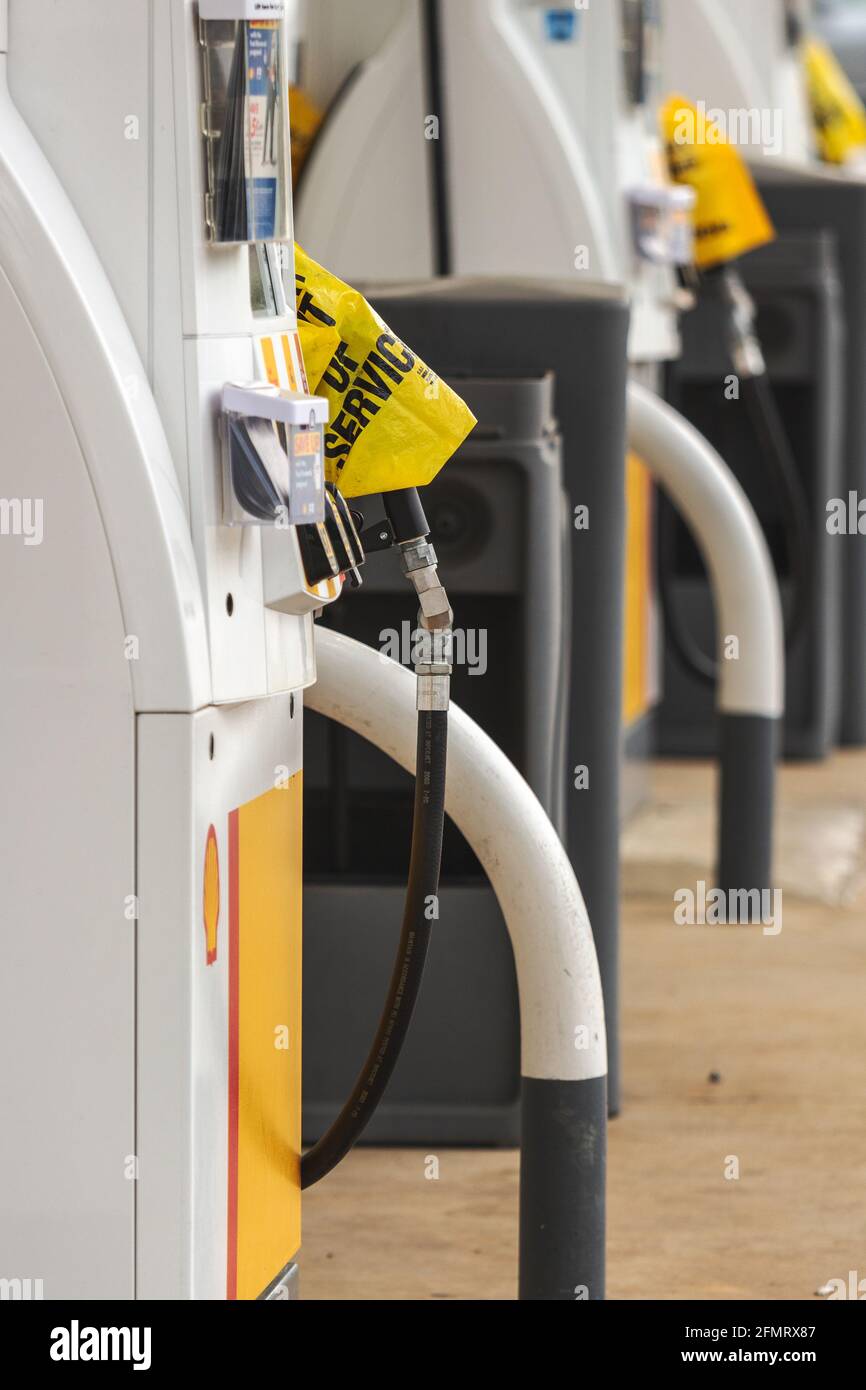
[627,381,784,895]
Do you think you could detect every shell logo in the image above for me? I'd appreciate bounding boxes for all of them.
[203,825,220,966]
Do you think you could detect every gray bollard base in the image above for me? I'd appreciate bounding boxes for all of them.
[717,712,779,900]
[519,1074,606,1301]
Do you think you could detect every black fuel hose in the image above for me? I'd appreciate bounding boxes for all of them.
[740,368,813,652]
[301,707,448,1189]
[660,276,813,687]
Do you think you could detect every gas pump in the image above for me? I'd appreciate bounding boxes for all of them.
[0,0,346,1302]
[0,0,607,1301]
[662,0,817,167]
[662,1,866,749]
[297,0,692,362]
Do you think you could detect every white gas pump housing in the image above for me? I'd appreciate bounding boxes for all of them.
[295,0,690,364]
[0,0,333,1300]
[661,0,817,167]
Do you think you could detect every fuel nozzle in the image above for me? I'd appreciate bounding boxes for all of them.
[383,488,453,713]
[708,264,766,381]
[301,486,451,1193]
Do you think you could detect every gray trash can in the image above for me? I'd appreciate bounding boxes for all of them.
[662,231,844,760]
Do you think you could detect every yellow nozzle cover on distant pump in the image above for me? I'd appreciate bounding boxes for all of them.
[294,245,477,498]
[660,95,775,270]
[289,85,324,187]
[803,36,866,166]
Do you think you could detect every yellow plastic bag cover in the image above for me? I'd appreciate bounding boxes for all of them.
[294,245,477,498]
[660,95,775,270]
[298,313,340,391]
[289,85,324,187]
[803,36,866,166]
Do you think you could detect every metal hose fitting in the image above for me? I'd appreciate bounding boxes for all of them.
[398,537,453,712]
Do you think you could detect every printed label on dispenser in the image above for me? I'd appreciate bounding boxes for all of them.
[245,417,324,525]
[246,22,281,238]
[287,432,324,523]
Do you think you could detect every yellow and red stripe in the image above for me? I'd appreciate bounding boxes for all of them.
[226,779,302,1300]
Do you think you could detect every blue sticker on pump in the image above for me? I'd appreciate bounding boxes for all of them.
[545,9,579,42]
[245,22,280,238]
